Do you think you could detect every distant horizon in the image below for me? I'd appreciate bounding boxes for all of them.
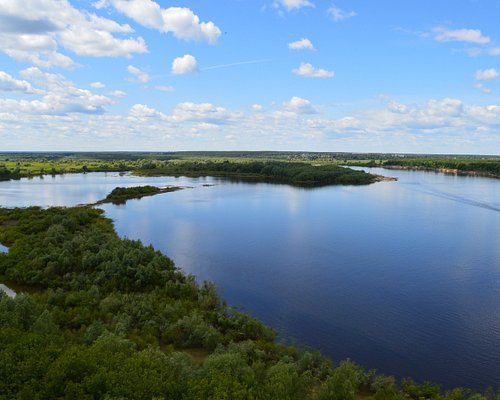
[1,150,499,157]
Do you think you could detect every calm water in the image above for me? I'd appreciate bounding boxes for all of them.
[1,169,499,389]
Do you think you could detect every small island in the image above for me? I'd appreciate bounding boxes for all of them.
[97,185,183,205]
[135,160,379,186]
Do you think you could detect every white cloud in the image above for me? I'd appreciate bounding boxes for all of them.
[328,5,357,22]
[0,71,42,94]
[108,90,126,97]
[129,103,165,119]
[432,27,491,44]
[0,0,147,67]
[288,38,314,50]
[465,47,500,57]
[0,67,111,115]
[92,0,109,9]
[427,98,463,117]
[487,48,500,56]
[278,0,314,10]
[58,28,146,58]
[474,83,492,94]
[476,68,498,81]
[154,85,175,92]
[127,65,150,83]
[293,62,335,78]
[283,96,316,114]
[110,0,221,44]
[252,104,263,112]
[387,101,410,114]
[172,55,198,75]
[169,102,232,124]
[3,96,500,153]
[90,82,105,89]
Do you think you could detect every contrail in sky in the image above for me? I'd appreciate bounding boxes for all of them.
[151,59,271,80]
[200,59,272,71]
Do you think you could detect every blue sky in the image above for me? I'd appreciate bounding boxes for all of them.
[0,0,499,154]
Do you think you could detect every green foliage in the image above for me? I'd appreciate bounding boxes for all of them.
[136,160,377,186]
[383,158,500,177]
[0,206,497,399]
[318,360,366,400]
[101,185,161,204]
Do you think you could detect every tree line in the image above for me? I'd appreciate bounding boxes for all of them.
[136,160,377,186]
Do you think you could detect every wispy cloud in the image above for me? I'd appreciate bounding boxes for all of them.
[328,5,357,22]
[276,0,314,11]
[127,65,150,83]
[476,68,498,81]
[432,27,491,44]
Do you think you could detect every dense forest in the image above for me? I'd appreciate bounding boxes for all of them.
[135,160,377,186]
[0,206,497,399]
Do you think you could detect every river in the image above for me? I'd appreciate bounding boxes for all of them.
[0,168,499,389]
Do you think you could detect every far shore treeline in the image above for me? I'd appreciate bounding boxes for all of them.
[0,151,499,182]
[0,206,497,399]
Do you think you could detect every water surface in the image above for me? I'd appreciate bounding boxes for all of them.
[0,283,16,298]
[0,169,499,389]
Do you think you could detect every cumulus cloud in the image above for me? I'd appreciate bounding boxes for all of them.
[0,0,147,67]
[127,101,235,126]
[0,71,42,94]
[427,98,463,117]
[293,62,335,78]
[476,68,498,81]
[283,96,316,114]
[0,67,111,115]
[127,65,150,83]
[110,0,221,44]
[288,38,314,50]
[129,103,166,119]
[172,55,198,75]
[432,27,491,44]
[3,96,500,153]
[90,82,105,89]
[328,5,357,22]
[169,102,232,123]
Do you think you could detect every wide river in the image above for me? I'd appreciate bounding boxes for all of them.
[1,168,499,389]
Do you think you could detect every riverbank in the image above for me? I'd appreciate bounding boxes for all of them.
[382,165,500,179]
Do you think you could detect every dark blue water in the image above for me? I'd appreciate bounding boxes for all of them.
[1,169,499,389]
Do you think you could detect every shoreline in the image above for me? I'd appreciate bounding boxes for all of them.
[381,165,500,179]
